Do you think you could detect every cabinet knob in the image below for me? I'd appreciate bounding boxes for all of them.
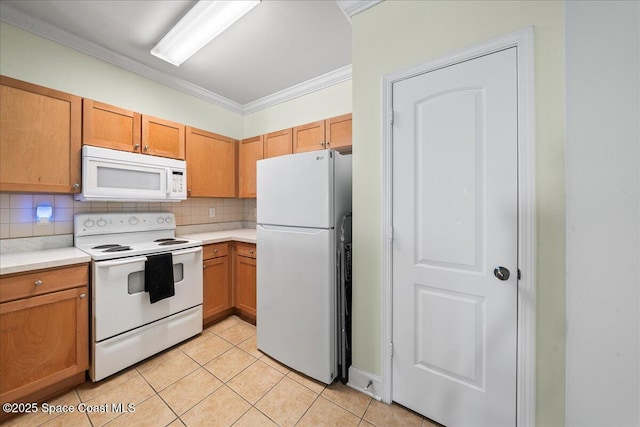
[72,183,80,190]
[134,144,140,149]
[34,279,43,286]
[319,141,324,146]
[249,250,254,254]
[203,265,207,269]
[79,293,86,299]
[214,249,218,253]
[144,145,149,151]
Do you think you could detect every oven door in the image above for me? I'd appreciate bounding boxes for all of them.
[92,246,203,342]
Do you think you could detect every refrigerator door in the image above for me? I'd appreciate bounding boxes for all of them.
[256,224,336,384]
[257,151,333,228]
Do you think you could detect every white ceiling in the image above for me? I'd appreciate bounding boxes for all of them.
[0,0,379,114]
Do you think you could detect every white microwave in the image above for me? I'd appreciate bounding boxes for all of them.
[76,146,187,202]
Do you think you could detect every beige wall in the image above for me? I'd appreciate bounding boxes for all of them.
[351,1,566,426]
[242,80,352,138]
[0,22,243,139]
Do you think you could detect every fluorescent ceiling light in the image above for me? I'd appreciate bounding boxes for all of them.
[151,0,260,66]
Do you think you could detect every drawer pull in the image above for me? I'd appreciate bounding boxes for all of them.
[79,293,86,299]
[34,280,43,286]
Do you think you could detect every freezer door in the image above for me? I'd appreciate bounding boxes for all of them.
[256,224,336,384]
[257,151,333,228]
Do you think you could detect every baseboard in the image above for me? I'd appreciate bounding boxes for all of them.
[347,366,383,401]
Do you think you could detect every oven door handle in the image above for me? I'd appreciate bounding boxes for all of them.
[172,246,202,256]
[95,247,201,268]
[95,256,148,268]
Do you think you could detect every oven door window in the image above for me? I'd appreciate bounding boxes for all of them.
[128,263,184,294]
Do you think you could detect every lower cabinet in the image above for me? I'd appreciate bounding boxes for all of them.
[202,241,257,326]
[234,242,257,323]
[202,243,233,324]
[0,264,89,411]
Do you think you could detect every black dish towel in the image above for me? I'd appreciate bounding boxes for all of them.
[145,253,175,304]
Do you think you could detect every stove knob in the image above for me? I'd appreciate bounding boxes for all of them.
[96,218,107,227]
[165,216,173,224]
[157,217,165,224]
[129,216,139,225]
[83,219,95,228]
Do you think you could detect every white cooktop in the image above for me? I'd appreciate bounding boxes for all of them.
[74,213,201,261]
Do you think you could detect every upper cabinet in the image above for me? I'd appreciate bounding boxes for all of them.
[293,120,325,153]
[142,115,185,160]
[264,128,293,159]
[186,126,237,197]
[83,99,185,160]
[0,76,82,194]
[293,113,352,154]
[83,99,141,153]
[238,135,263,198]
[325,113,352,152]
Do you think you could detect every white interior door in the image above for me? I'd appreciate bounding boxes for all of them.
[392,48,518,427]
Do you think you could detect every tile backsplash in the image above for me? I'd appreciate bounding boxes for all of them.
[0,193,257,239]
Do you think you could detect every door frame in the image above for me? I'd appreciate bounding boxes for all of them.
[380,27,536,427]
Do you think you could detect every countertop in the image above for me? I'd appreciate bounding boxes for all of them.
[0,247,92,276]
[0,228,256,276]
[178,228,256,245]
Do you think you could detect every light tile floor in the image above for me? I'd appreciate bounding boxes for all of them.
[4,316,439,427]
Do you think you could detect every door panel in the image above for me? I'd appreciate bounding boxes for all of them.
[256,225,335,384]
[392,48,518,427]
[415,88,484,270]
[257,151,332,228]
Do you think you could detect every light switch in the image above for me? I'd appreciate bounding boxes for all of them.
[209,208,216,218]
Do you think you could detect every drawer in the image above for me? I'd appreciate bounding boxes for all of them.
[236,242,256,259]
[0,264,89,303]
[203,242,229,260]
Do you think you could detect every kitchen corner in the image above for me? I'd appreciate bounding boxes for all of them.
[177,227,256,246]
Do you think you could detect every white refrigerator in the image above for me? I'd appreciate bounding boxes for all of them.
[256,150,352,384]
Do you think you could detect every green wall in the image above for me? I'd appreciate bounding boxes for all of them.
[0,22,243,139]
[243,80,352,137]
[351,1,566,426]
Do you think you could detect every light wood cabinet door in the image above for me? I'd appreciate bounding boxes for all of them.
[142,115,185,160]
[325,113,352,153]
[264,128,293,159]
[0,76,81,193]
[293,120,325,153]
[234,243,256,321]
[203,255,231,323]
[238,135,263,198]
[0,285,88,405]
[83,99,141,152]
[186,127,237,197]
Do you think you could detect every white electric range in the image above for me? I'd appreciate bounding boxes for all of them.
[74,212,203,381]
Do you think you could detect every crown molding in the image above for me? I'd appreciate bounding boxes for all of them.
[0,2,352,116]
[336,0,383,20]
[243,64,352,115]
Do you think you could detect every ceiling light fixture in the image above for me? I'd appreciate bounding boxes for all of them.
[151,0,260,66]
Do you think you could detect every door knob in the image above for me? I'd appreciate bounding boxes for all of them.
[493,266,510,281]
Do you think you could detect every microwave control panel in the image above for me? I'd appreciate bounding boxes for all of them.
[172,171,185,193]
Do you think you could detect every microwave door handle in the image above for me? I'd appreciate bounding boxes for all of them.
[166,168,172,195]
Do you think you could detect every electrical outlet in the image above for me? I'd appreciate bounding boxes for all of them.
[209,208,216,218]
